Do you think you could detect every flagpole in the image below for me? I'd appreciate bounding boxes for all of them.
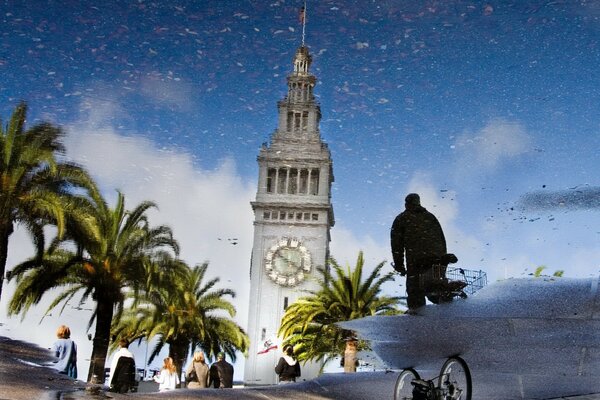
[302,0,307,46]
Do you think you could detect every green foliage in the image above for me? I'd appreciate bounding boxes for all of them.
[532,265,564,278]
[8,188,179,381]
[0,102,93,300]
[278,251,401,366]
[112,262,249,374]
[3,101,247,381]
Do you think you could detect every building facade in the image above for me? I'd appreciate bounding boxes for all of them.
[244,45,334,385]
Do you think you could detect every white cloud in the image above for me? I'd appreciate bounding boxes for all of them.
[139,75,194,111]
[453,118,532,175]
[1,98,256,379]
[406,172,458,227]
[63,105,256,323]
[330,226,404,301]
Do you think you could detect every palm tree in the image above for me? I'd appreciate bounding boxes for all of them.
[7,189,179,383]
[112,262,249,376]
[278,251,401,373]
[532,265,564,278]
[0,102,91,301]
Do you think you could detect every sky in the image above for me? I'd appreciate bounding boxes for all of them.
[1,0,599,380]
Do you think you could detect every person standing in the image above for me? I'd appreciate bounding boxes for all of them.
[108,339,137,393]
[51,325,77,379]
[209,352,234,388]
[185,351,210,388]
[390,193,448,313]
[154,357,180,391]
[275,344,301,383]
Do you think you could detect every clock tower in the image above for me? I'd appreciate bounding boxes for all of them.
[244,44,334,385]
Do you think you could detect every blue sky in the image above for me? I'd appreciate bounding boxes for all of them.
[1,0,599,379]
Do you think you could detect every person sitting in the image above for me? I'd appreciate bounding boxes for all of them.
[51,325,77,379]
[108,339,136,393]
[275,344,301,383]
[154,357,179,391]
[209,352,234,388]
[186,351,210,388]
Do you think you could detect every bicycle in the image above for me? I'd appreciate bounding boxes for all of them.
[393,254,470,305]
[394,356,472,400]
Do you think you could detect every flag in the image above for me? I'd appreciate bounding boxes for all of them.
[257,337,278,355]
[299,6,305,24]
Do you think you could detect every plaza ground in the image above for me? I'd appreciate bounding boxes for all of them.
[1,335,599,400]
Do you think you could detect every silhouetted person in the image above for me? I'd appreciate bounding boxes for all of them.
[275,344,301,383]
[209,352,234,388]
[391,193,448,312]
[108,339,137,393]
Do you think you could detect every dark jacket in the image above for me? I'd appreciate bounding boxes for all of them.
[390,205,447,273]
[111,355,136,386]
[275,356,301,382]
[209,359,234,388]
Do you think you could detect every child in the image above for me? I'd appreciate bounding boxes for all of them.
[154,357,180,391]
[51,325,77,379]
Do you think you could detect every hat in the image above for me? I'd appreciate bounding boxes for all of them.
[217,352,225,359]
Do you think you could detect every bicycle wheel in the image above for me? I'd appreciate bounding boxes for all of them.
[438,356,472,400]
[394,368,420,400]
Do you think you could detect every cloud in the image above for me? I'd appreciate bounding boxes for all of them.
[330,226,403,298]
[519,186,600,211]
[139,75,194,111]
[404,173,488,273]
[330,227,390,267]
[406,172,458,228]
[453,118,532,175]
[63,102,256,311]
[1,98,256,378]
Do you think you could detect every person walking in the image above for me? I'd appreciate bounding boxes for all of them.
[275,344,301,383]
[209,352,234,388]
[154,357,180,391]
[108,339,137,393]
[390,193,449,313]
[51,325,77,379]
[185,351,210,388]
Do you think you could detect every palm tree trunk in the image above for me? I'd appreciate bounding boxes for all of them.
[168,337,189,384]
[343,338,358,373]
[0,222,14,302]
[87,298,114,383]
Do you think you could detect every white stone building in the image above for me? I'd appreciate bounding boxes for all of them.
[244,44,334,386]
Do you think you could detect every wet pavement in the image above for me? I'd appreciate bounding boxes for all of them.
[1,337,599,400]
[342,277,600,399]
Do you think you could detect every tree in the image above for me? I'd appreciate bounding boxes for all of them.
[112,262,249,376]
[8,189,179,383]
[532,265,564,278]
[278,251,401,373]
[0,102,91,301]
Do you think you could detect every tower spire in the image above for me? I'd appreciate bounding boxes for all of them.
[300,0,307,46]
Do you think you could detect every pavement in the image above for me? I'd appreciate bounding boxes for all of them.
[341,277,600,399]
[0,335,87,400]
[2,335,600,400]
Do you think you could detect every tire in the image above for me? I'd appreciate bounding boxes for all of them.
[438,356,472,400]
[394,368,420,400]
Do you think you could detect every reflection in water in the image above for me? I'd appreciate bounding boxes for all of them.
[40,386,115,400]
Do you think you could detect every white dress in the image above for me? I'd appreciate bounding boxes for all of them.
[154,369,180,391]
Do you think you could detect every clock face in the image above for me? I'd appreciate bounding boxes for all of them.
[265,238,312,287]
